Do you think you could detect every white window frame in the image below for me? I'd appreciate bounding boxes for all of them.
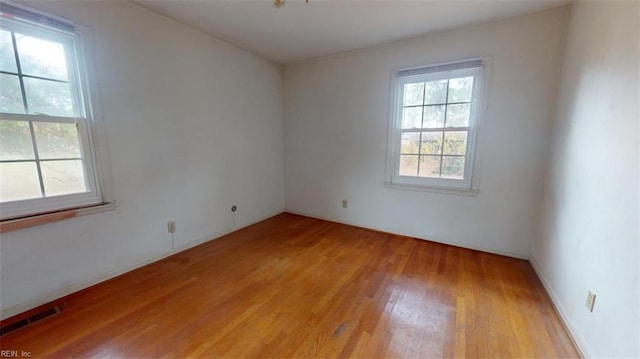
[385,58,489,193]
[0,3,108,220]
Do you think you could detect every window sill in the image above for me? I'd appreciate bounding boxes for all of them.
[0,201,116,233]
[384,182,479,196]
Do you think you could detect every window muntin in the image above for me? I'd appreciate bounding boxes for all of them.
[389,61,483,190]
[0,10,101,219]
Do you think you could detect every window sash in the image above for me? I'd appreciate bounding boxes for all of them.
[0,115,100,219]
[0,19,82,118]
[389,64,483,190]
[0,13,102,220]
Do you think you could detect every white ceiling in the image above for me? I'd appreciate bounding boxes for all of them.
[135,0,568,64]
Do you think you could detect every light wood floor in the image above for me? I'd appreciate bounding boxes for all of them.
[0,213,579,358]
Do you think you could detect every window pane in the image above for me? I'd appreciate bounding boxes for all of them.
[34,122,82,159]
[0,120,34,160]
[41,160,86,197]
[423,105,445,128]
[420,132,443,155]
[424,80,447,105]
[0,161,41,202]
[402,107,422,129]
[446,103,470,127]
[403,82,424,106]
[0,73,25,114]
[400,132,420,154]
[15,33,68,81]
[418,155,440,178]
[24,77,74,117]
[0,30,17,73]
[399,155,418,176]
[448,76,473,103]
[443,131,467,155]
[441,156,465,179]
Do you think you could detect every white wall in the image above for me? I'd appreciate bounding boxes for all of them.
[0,1,285,318]
[532,2,639,357]
[283,8,568,258]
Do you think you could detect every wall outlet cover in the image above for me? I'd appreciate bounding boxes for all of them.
[586,291,596,312]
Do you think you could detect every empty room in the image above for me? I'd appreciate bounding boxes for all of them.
[0,0,637,357]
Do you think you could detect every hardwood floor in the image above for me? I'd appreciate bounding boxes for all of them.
[0,213,579,358]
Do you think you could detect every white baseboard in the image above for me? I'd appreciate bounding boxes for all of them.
[0,210,284,321]
[284,209,529,260]
[529,255,590,358]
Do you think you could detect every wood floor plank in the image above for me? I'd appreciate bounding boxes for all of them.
[0,213,580,358]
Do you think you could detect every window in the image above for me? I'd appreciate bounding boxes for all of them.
[387,59,486,191]
[0,2,104,220]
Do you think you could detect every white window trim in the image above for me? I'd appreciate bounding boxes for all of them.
[385,57,492,194]
[0,4,113,221]
[74,22,114,212]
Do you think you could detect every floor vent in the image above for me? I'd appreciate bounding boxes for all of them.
[0,305,61,336]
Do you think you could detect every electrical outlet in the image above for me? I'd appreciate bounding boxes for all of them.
[342,200,348,208]
[586,291,596,312]
[167,221,176,234]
